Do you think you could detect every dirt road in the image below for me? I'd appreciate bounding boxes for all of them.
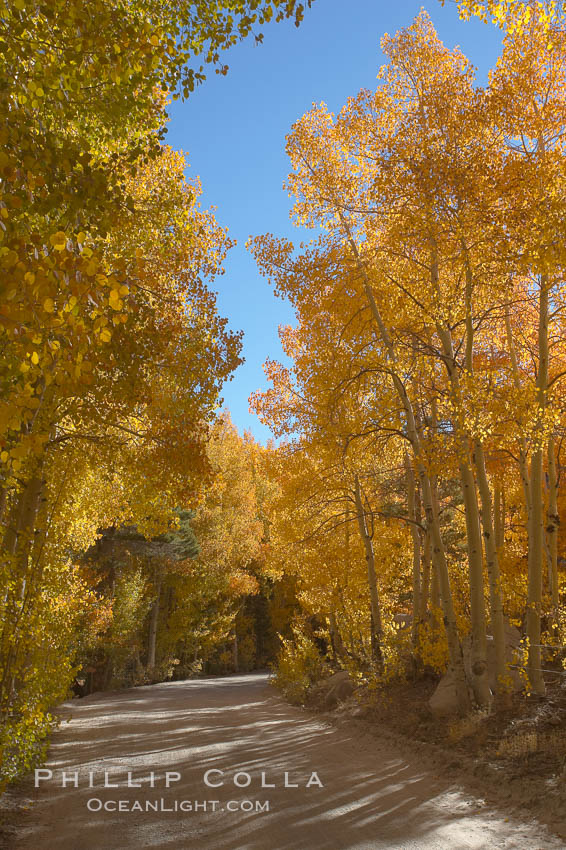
[8,673,562,849]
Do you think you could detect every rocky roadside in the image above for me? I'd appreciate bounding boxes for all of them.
[303,670,566,843]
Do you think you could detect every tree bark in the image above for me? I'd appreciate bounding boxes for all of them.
[233,631,239,673]
[329,607,347,664]
[434,311,490,707]
[147,573,162,669]
[420,524,432,619]
[494,485,504,553]
[546,434,560,637]
[0,469,45,712]
[406,454,421,650]
[504,305,533,531]
[526,276,549,695]
[354,474,383,667]
[473,441,508,702]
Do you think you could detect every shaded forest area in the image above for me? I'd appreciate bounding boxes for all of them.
[73,416,299,696]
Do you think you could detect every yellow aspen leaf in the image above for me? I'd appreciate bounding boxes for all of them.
[31,351,39,365]
[100,328,112,342]
[43,297,55,313]
[50,231,67,250]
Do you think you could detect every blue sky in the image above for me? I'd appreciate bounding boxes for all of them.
[165,0,503,442]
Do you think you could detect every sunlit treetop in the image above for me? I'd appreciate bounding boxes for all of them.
[452,0,563,30]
